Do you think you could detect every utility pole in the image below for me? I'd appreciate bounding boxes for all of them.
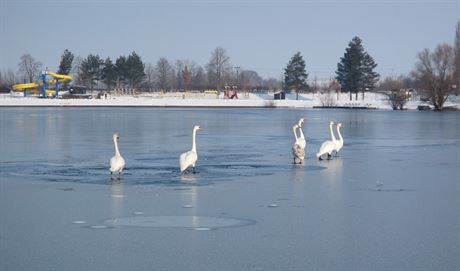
[235,66,240,88]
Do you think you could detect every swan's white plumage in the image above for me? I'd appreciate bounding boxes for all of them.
[110,155,125,173]
[334,123,344,155]
[180,150,197,172]
[316,121,336,159]
[179,125,202,172]
[292,124,305,163]
[109,133,125,174]
[316,140,336,159]
[292,144,305,161]
[297,118,306,149]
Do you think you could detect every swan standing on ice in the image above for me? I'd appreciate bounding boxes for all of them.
[334,123,344,156]
[110,133,125,175]
[297,118,306,149]
[180,125,202,173]
[316,121,336,160]
[292,124,305,164]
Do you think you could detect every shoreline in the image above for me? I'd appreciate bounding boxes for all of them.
[0,92,458,110]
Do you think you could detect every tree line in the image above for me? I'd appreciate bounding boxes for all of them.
[1,21,459,110]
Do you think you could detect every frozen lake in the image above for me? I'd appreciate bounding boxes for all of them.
[0,108,459,270]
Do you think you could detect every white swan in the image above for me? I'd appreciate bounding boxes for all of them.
[292,124,305,164]
[180,125,202,173]
[110,133,125,175]
[297,118,306,149]
[316,121,336,160]
[334,123,344,156]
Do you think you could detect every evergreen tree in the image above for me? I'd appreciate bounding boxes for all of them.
[101,57,117,91]
[361,53,379,95]
[284,52,309,100]
[125,52,146,88]
[79,54,103,92]
[57,49,74,75]
[336,36,379,100]
[57,49,74,89]
[115,56,128,87]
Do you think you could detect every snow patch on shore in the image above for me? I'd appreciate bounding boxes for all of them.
[1,92,458,110]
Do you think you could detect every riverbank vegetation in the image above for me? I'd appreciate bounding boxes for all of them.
[1,22,459,111]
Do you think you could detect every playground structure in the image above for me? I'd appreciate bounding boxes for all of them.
[12,70,73,98]
[224,85,239,99]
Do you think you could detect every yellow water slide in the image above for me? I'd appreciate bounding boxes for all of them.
[12,82,41,91]
[47,71,72,81]
[12,71,73,93]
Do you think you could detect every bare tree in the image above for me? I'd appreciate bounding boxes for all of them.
[378,75,409,110]
[18,54,42,83]
[309,76,320,92]
[206,47,231,90]
[0,69,18,92]
[4,69,17,86]
[70,56,84,85]
[144,63,156,91]
[191,65,206,90]
[412,43,455,111]
[183,65,192,92]
[156,57,172,91]
[262,77,281,91]
[175,60,184,90]
[454,20,460,95]
[239,70,262,91]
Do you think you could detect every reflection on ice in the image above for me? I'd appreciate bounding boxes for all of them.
[105,215,256,229]
[72,220,87,224]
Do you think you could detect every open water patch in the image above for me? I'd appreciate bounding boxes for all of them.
[1,158,291,186]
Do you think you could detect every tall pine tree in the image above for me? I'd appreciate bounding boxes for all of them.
[125,51,145,88]
[361,53,379,97]
[57,49,74,75]
[57,49,74,90]
[79,54,103,92]
[336,37,379,100]
[284,52,309,100]
[101,57,117,91]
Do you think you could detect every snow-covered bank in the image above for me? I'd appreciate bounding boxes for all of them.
[0,92,459,110]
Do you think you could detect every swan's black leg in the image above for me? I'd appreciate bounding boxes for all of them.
[193,167,196,174]
[293,157,296,164]
[318,155,323,161]
[327,153,331,160]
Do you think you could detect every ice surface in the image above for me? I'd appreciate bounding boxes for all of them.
[0,108,459,271]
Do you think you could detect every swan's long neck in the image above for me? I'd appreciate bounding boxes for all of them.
[192,129,197,152]
[293,126,299,142]
[298,125,305,139]
[114,137,121,156]
[330,124,336,142]
[337,126,343,143]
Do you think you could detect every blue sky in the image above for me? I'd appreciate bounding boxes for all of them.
[1,0,458,79]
